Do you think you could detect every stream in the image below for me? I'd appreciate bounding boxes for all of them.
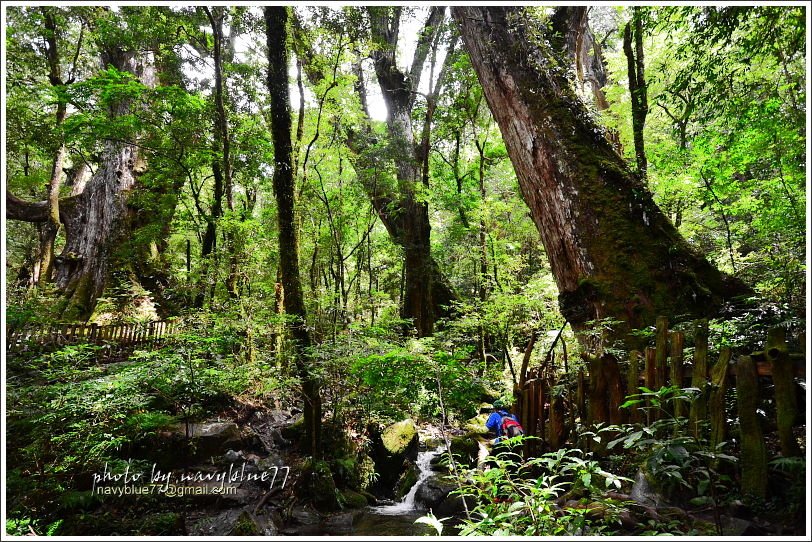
[356,445,445,535]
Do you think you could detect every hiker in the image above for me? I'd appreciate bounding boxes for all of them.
[485,399,524,445]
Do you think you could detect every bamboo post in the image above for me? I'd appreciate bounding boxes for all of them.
[549,390,564,451]
[89,323,99,343]
[690,319,709,438]
[737,354,768,499]
[627,350,641,423]
[670,331,685,418]
[536,379,546,455]
[709,348,731,452]
[587,355,607,425]
[644,347,657,423]
[576,368,585,424]
[655,316,669,390]
[605,354,625,424]
[767,327,801,457]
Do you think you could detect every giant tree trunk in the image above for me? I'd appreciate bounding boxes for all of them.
[453,7,748,344]
[49,47,155,320]
[265,6,322,456]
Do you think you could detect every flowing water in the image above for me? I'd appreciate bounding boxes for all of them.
[370,445,445,516]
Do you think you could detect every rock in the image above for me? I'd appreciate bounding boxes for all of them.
[293,460,341,513]
[280,416,305,443]
[394,460,419,500]
[442,434,481,469]
[290,505,321,526]
[720,516,766,536]
[463,414,490,435]
[368,419,419,498]
[189,508,277,537]
[382,419,419,458]
[630,468,664,508]
[270,427,290,448]
[415,475,457,509]
[435,492,475,518]
[148,420,243,466]
[224,449,242,463]
[340,489,368,509]
[322,512,354,535]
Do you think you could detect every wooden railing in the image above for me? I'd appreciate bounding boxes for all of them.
[5,320,179,353]
[516,317,806,498]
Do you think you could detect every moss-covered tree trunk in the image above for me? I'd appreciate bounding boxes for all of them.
[452,6,749,344]
[265,6,321,456]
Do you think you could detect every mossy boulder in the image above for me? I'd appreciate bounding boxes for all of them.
[463,413,490,435]
[293,460,340,513]
[394,460,419,500]
[280,416,305,443]
[368,419,419,498]
[444,433,482,469]
[382,419,418,456]
[340,488,368,509]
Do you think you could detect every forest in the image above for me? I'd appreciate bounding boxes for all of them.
[3,3,808,538]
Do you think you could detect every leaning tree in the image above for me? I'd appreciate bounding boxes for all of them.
[452,7,749,344]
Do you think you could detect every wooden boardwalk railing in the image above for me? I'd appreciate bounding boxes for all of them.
[6,320,179,353]
[515,317,806,499]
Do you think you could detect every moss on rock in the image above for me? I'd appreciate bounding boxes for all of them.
[382,419,418,455]
[293,459,340,513]
[340,489,368,509]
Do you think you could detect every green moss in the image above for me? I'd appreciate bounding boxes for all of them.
[230,511,260,536]
[395,462,419,500]
[294,459,340,513]
[446,433,482,469]
[340,489,368,509]
[381,419,417,455]
[463,414,489,435]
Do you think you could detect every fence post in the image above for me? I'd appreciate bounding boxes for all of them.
[737,354,768,499]
[709,348,731,452]
[655,316,669,390]
[576,368,585,425]
[644,347,657,423]
[627,350,641,424]
[767,327,801,457]
[690,319,709,438]
[670,331,685,418]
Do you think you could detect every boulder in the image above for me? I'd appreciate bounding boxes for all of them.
[293,460,341,513]
[415,475,457,509]
[394,460,419,500]
[150,420,243,466]
[439,433,481,469]
[368,419,419,497]
[463,414,490,435]
[189,508,278,536]
[340,489,368,509]
[630,468,665,508]
[382,419,419,458]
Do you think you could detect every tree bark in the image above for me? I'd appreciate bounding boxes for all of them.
[453,7,749,345]
[292,12,457,337]
[38,46,156,320]
[364,6,449,336]
[623,8,648,179]
[265,6,321,456]
[38,7,70,285]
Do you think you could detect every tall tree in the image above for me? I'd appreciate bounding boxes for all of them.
[452,6,749,345]
[7,13,157,319]
[265,6,321,455]
[623,7,648,179]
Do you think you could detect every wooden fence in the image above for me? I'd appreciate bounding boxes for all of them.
[516,317,806,498]
[5,320,179,355]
